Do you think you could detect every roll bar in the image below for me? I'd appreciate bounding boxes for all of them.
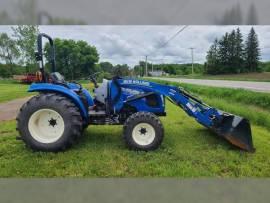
[35,33,56,82]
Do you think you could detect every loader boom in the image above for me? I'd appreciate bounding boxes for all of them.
[118,78,254,152]
[119,79,221,128]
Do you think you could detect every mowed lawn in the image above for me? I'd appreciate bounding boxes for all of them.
[1,100,270,177]
[1,79,270,177]
[0,80,90,103]
[0,81,30,103]
[1,75,269,102]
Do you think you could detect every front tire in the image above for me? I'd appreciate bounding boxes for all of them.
[16,93,83,152]
[123,112,164,151]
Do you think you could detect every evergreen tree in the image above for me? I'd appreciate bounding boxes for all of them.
[205,27,259,74]
[228,29,237,73]
[206,39,219,74]
[217,32,230,73]
[235,28,244,72]
[227,28,245,73]
[244,27,260,72]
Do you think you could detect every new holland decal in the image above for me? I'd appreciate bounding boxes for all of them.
[122,80,150,86]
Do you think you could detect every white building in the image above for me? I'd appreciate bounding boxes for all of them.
[148,71,167,77]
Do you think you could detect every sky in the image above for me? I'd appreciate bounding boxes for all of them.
[1,25,270,67]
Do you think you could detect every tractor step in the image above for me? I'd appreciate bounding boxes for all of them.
[88,110,106,116]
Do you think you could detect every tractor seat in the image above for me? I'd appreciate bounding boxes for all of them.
[49,72,69,88]
[50,72,66,85]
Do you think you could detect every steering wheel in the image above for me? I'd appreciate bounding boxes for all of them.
[89,72,102,88]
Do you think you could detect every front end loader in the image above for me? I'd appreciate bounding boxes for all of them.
[16,33,254,152]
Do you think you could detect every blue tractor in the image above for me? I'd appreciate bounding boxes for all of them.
[17,33,254,152]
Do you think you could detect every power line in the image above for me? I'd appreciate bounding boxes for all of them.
[100,26,188,67]
[152,25,188,54]
[148,25,189,67]
[101,26,189,70]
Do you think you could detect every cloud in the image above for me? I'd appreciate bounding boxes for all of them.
[1,25,270,66]
[98,33,133,56]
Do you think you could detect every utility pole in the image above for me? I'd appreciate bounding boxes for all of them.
[152,63,154,72]
[145,55,148,76]
[189,48,194,75]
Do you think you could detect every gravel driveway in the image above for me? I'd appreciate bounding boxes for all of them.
[0,97,31,122]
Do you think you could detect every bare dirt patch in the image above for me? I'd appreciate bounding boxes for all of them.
[0,97,31,122]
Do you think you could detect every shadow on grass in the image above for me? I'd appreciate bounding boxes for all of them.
[195,128,245,152]
[73,124,243,153]
[73,126,125,151]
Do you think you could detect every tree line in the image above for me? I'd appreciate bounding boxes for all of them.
[0,26,266,80]
[205,27,260,74]
[133,61,204,76]
[0,25,132,79]
[0,25,39,77]
[44,39,132,80]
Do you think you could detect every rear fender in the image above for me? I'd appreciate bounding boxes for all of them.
[28,83,89,119]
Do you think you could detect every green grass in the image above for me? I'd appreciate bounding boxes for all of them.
[1,101,270,177]
[150,79,270,130]
[201,97,270,130]
[0,80,31,103]
[1,79,270,177]
[159,72,270,82]
[0,79,21,84]
[180,83,270,111]
[0,80,91,103]
[150,79,270,110]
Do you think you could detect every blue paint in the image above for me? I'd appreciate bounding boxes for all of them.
[116,78,222,128]
[28,83,90,119]
[28,78,223,129]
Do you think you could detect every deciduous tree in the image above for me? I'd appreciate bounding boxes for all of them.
[0,33,20,74]
[12,25,39,72]
[45,38,99,80]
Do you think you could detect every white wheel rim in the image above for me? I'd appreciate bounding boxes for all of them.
[132,123,156,146]
[28,109,65,144]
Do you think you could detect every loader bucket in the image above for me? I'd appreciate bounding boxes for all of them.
[212,114,254,152]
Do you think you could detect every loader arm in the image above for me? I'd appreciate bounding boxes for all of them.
[118,78,254,152]
[119,79,221,128]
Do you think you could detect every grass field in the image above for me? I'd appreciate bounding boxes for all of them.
[151,79,270,130]
[0,79,270,177]
[0,80,92,103]
[0,80,30,103]
[1,101,270,177]
[163,72,270,82]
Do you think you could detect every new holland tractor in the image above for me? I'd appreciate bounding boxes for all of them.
[16,33,254,152]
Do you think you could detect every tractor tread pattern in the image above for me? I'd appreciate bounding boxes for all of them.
[16,93,83,152]
[123,111,164,151]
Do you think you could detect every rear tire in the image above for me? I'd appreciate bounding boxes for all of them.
[123,112,164,151]
[16,93,83,152]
